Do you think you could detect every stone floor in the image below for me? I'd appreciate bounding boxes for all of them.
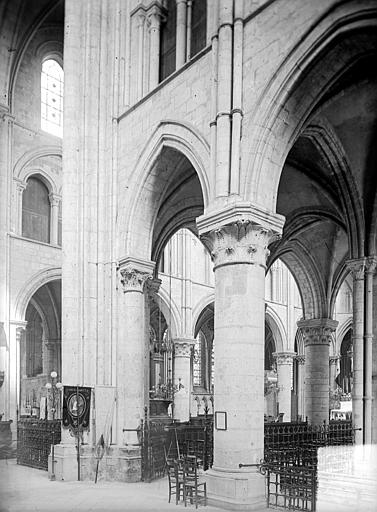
[0,458,227,512]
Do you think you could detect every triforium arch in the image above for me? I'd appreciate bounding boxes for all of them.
[243,2,377,212]
[13,268,62,322]
[123,121,210,260]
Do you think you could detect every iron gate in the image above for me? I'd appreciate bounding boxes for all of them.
[17,419,61,470]
[264,421,354,511]
[140,408,213,482]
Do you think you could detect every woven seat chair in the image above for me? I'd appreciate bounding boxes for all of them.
[167,458,184,505]
[183,455,207,508]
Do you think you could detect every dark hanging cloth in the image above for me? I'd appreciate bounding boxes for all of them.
[62,386,92,431]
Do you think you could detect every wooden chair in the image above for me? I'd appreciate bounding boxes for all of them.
[167,459,184,505]
[183,455,207,508]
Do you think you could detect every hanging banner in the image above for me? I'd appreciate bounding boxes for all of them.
[62,386,91,431]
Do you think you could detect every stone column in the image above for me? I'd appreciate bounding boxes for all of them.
[298,319,338,425]
[49,193,61,245]
[148,6,162,90]
[176,0,187,68]
[15,179,26,235]
[136,12,146,99]
[215,1,233,197]
[118,258,154,446]
[198,206,284,509]
[329,355,339,392]
[186,0,192,59]
[296,355,305,421]
[364,257,376,444]
[273,352,295,422]
[173,338,194,422]
[347,258,366,444]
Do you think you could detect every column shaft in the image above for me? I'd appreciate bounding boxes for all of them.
[173,339,193,422]
[347,259,366,444]
[298,319,338,425]
[198,208,284,509]
[148,9,161,90]
[176,0,187,68]
[215,1,233,197]
[364,258,376,444]
[118,263,153,444]
[274,352,294,422]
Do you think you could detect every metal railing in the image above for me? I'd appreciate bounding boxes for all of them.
[17,418,61,470]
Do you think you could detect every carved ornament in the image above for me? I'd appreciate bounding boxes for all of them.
[200,220,279,269]
[119,268,152,293]
[297,319,338,347]
[174,339,195,358]
[273,352,295,365]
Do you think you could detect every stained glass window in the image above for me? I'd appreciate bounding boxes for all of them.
[41,59,63,137]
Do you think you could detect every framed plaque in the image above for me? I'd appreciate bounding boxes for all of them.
[215,411,227,430]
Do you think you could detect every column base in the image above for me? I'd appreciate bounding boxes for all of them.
[205,466,266,510]
[50,444,141,482]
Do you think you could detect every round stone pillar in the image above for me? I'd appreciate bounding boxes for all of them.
[329,355,339,392]
[198,207,284,510]
[298,319,338,425]
[346,258,366,444]
[296,355,305,421]
[173,338,194,422]
[273,352,295,422]
[118,258,154,445]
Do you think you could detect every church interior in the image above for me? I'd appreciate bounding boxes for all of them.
[1,0,377,510]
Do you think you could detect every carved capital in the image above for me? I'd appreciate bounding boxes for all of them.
[329,355,339,366]
[14,179,27,194]
[297,318,338,347]
[346,258,367,281]
[118,257,155,293]
[120,268,152,292]
[15,324,26,343]
[49,193,61,208]
[197,202,284,270]
[365,256,377,275]
[273,352,295,366]
[200,221,279,269]
[174,338,195,358]
[147,5,163,28]
[147,277,162,297]
[296,355,305,365]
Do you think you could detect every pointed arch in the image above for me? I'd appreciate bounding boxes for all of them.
[123,120,210,260]
[265,306,286,353]
[243,2,377,212]
[13,267,61,321]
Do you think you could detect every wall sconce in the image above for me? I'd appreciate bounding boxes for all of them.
[0,371,4,388]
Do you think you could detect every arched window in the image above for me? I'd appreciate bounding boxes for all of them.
[159,0,177,81]
[190,0,207,58]
[25,303,43,378]
[193,330,209,389]
[41,59,63,137]
[22,177,50,243]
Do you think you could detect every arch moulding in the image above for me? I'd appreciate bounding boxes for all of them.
[265,306,286,354]
[13,267,61,322]
[242,2,377,210]
[191,293,215,339]
[124,121,210,258]
[13,145,62,195]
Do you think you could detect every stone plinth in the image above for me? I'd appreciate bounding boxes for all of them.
[51,443,141,482]
[205,467,266,510]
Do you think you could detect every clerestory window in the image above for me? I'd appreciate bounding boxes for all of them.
[41,59,63,137]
